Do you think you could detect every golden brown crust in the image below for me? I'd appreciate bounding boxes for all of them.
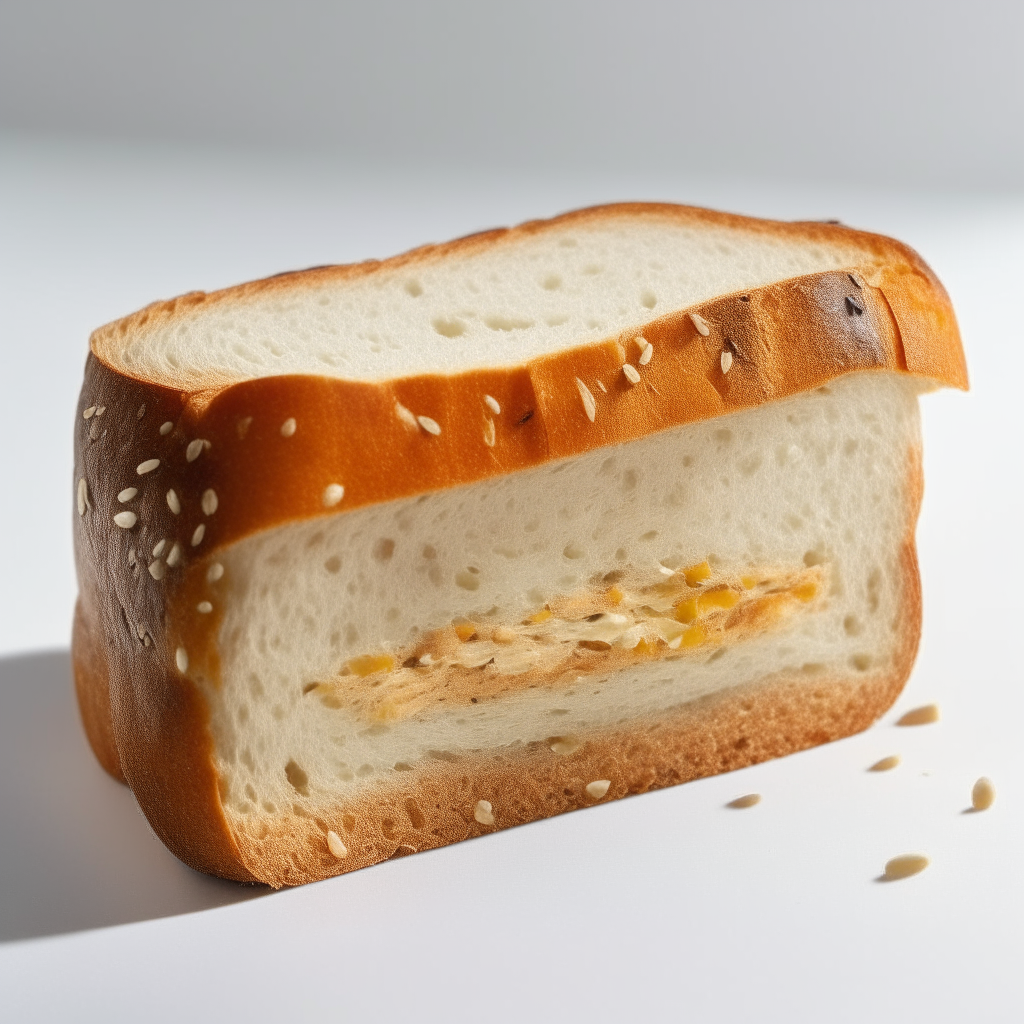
[71,203,957,884]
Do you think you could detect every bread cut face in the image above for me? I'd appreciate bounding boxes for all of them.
[72,203,966,886]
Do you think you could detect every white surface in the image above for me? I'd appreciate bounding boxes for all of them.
[0,135,1021,1022]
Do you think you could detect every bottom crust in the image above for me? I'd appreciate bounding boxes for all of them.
[231,660,910,887]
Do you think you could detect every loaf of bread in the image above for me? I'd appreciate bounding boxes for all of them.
[72,203,966,886]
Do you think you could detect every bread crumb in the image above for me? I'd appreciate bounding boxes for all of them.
[474,799,495,826]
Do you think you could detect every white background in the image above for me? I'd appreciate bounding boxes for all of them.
[0,2,1021,1020]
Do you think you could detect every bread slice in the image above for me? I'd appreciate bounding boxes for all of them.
[72,203,966,886]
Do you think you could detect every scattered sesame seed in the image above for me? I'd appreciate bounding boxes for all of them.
[159,421,173,435]
[166,489,181,514]
[327,831,348,858]
[575,378,597,422]
[623,363,641,384]
[897,704,940,726]
[175,647,189,673]
[721,350,734,374]
[550,737,580,755]
[137,404,146,420]
[280,418,297,438]
[474,800,495,826]
[323,483,345,508]
[186,439,209,462]
[191,523,206,546]
[201,489,218,515]
[586,780,611,799]
[76,478,89,516]
[727,793,761,809]
[137,458,160,475]
[118,487,138,503]
[152,539,166,557]
[869,755,900,772]
[882,854,928,881]
[113,511,137,529]
[638,340,653,365]
[845,295,865,316]
[659,565,675,576]
[197,601,213,614]
[237,416,253,439]
[95,406,106,417]
[417,415,442,435]
[597,380,608,393]
[83,406,96,420]
[972,777,995,811]
[166,542,182,567]
[206,562,224,583]
[136,623,147,640]
[484,395,501,415]
[483,418,496,447]
[148,559,165,580]
[848,271,865,289]
[395,402,418,429]
[690,312,711,336]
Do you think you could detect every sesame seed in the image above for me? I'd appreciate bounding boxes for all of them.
[721,350,733,374]
[159,421,173,435]
[137,458,160,475]
[484,395,501,415]
[323,483,345,508]
[175,647,189,673]
[166,489,181,514]
[237,416,253,439]
[137,404,146,420]
[186,439,208,463]
[197,601,213,614]
[201,489,218,515]
[191,523,205,546]
[95,407,106,417]
[395,402,418,429]
[327,831,348,858]
[83,406,96,420]
[76,478,89,516]
[474,799,495,826]
[586,780,611,799]
[206,562,224,583]
[623,363,641,384]
[848,271,865,289]
[113,511,137,529]
[483,418,496,447]
[136,623,147,640]
[118,487,138,503]
[869,755,900,772]
[727,793,761,809]
[280,418,297,437]
[597,381,608,393]
[845,295,865,316]
[166,542,182,567]
[659,565,675,576]
[417,415,442,435]
[882,854,928,881]
[550,736,580,755]
[152,539,166,557]
[638,340,653,365]
[972,777,995,811]
[575,378,597,422]
[148,559,165,580]
[690,312,711,336]
[897,704,939,726]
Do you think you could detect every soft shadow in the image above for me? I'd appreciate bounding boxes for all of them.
[0,650,267,943]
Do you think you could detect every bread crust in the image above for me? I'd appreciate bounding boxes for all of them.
[71,202,961,884]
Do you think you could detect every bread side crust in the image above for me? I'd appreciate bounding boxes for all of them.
[72,204,956,882]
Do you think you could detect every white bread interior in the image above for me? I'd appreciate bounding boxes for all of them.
[207,370,923,827]
[105,212,878,389]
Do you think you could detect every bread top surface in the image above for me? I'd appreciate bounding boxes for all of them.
[90,202,966,392]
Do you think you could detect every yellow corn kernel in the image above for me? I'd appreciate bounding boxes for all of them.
[607,585,625,605]
[741,575,758,590]
[454,621,477,641]
[792,581,817,602]
[697,588,740,614]
[674,597,698,624]
[528,608,552,623]
[683,560,712,586]
[680,622,706,647]
[348,653,395,677]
